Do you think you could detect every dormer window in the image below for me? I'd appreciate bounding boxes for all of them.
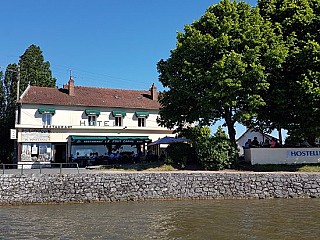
[85,109,100,126]
[38,107,55,126]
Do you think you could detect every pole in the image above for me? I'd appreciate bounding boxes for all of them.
[16,65,20,102]
[14,65,21,165]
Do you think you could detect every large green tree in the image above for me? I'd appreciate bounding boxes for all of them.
[19,44,56,91]
[157,0,286,145]
[0,45,56,163]
[257,0,320,142]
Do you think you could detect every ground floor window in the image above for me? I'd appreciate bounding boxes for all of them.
[21,143,52,162]
[71,145,107,158]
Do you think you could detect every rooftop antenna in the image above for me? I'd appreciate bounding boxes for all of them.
[69,70,72,79]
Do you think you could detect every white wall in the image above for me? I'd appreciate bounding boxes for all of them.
[245,148,320,165]
[19,105,166,130]
[17,105,174,143]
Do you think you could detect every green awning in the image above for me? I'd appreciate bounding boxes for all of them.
[107,136,149,140]
[135,111,149,117]
[112,110,126,117]
[71,136,106,144]
[106,136,150,144]
[85,109,101,116]
[38,107,55,114]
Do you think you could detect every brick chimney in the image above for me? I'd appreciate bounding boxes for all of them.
[150,83,158,101]
[68,76,75,96]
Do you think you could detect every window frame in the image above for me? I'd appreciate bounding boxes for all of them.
[42,113,52,126]
[114,116,122,127]
[88,115,97,126]
[138,117,146,127]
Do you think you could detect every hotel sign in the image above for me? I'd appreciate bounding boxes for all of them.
[10,129,17,139]
[287,149,320,158]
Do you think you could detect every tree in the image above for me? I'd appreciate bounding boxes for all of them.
[0,45,56,163]
[180,125,211,143]
[19,44,56,92]
[257,0,320,142]
[157,0,286,146]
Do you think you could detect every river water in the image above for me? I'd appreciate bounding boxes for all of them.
[0,198,319,240]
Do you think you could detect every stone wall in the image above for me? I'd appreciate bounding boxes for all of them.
[0,172,320,205]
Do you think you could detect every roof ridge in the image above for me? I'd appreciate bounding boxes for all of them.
[75,85,150,92]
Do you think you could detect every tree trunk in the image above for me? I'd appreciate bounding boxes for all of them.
[224,108,236,146]
[277,126,282,146]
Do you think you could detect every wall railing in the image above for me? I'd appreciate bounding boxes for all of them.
[0,163,80,174]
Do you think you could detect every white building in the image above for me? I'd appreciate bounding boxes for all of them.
[237,128,274,156]
[15,78,174,167]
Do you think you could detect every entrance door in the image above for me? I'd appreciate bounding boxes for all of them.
[54,144,66,163]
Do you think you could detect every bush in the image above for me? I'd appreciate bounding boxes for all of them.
[195,126,237,170]
[166,142,195,168]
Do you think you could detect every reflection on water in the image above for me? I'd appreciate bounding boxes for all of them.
[0,198,319,239]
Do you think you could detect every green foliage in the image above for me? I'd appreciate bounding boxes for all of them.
[180,125,211,143]
[256,0,320,141]
[19,44,56,92]
[157,0,286,146]
[195,126,237,170]
[0,45,56,163]
[166,142,195,168]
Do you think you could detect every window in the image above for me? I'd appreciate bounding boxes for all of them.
[21,143,52,162]
[42,114,52,126]
[138,117,146,127]
[115,116,122,126]
[88,115,97,126]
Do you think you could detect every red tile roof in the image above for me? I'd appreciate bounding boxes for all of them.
[19,85,160,110]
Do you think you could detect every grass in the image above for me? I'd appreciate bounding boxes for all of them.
[101,161,178,171]
[99,161,320,173]
[236,162,320,172]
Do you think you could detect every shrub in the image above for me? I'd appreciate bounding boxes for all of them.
[166,142,195,168]
[195,126,237,170]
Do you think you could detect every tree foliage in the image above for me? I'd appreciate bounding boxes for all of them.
[257,0,320,141]
[157,0,286,146]
[19,44,56,91]
[0,45,56,163]
[180,125,211,143]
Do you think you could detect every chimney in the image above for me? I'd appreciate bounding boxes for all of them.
[68,76,75,96]
[150,83,158,101]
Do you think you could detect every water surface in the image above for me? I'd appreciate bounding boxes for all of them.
[0,198,319,239]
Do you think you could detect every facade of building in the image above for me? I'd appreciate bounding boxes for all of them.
[15,78,174,167]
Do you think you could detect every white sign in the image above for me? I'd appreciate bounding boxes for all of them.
[287,149,320,158]
[32,145,38,154]
[22,129,50,142]
[10,129,17,139]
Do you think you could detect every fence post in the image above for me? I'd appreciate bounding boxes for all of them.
[60,163,62,174]
[2,164,4,174]
[21,164,23,174]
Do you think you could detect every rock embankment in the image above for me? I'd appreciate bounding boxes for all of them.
[0,172,319,205]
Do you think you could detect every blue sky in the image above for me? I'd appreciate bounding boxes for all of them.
[1,0,263,138]
[0,0,257,90]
